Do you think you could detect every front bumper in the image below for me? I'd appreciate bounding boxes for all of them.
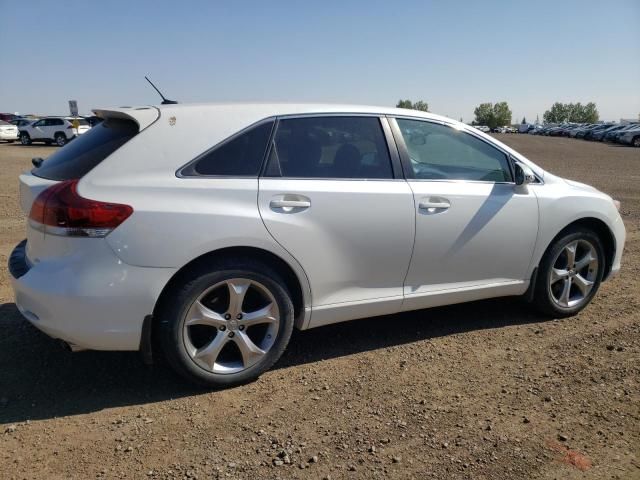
[9,239,175,351]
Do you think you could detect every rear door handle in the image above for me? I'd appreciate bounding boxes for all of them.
[269,195,311,212]
[270,200,311,209]
[418,198,450,213]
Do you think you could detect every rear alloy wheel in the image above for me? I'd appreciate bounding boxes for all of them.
[54,133,67,147]
[159,260,294,387]
[534,228,604,317]
[20,133,31,145]
[632,136,640,148]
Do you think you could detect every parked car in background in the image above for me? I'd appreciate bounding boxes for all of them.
[584,124,614,141]
[10,118,37,129]
[606,123,640,143]
[518,124,534,133]
[617,125,640,147]
[8,103,626,387]
[474,125,491,133]
[591,125,624,142]
[574,124,600,139]
[0,113,19,122]
[0,120,19,142]
[20,117,91,146]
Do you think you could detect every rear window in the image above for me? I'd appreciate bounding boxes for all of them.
[33,118,139,180]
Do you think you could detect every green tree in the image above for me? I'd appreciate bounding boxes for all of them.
[473,102,512,129]
[543,102,599,123]
[521,117,527,124]
[581,102,599,123]
[543,102,567,123]
[396,99,429,112]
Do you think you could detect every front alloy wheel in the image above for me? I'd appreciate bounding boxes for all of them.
[548,239,598,309]
[534,227,604,317]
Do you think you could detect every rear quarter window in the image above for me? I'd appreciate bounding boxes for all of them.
[180,120,274,177]
[33,118,139,180]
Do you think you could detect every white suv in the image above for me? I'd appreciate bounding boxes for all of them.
[0,120,19,142]
[20,117,90,146]
[9,103,625,387]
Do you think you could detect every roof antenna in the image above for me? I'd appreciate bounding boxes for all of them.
[145,76,178,104]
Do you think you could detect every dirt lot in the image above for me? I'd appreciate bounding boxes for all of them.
[0,136,639,480]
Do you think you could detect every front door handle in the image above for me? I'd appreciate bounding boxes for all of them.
[418,198,450,213]
[269,195,311,213]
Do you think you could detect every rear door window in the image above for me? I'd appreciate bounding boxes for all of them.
[33,118,139,180]
[266,116,393,179]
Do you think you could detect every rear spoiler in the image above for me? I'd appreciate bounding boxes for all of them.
[92,106,160,131]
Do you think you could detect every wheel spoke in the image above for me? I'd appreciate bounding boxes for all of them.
[185,301,227,328]
[574,250,596,272]
[227,280,250,317]
[558,278,572,307]
[241,303,277,327]
[194,333,229,370]
[551,268,569,283]
[234,331,266,367]
[573,274,594,296]
[564,242,577,267]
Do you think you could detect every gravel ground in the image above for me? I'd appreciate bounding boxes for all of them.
[0,136,639,479]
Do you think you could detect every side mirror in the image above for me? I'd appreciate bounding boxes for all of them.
[514,161,536,186]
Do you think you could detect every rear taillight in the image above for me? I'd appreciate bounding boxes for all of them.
[29,180,133,237]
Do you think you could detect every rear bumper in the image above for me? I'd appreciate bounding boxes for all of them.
[9,239,175,351]
[0,130,19,140]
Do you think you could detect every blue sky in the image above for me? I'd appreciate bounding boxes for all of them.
[1,0,638,122]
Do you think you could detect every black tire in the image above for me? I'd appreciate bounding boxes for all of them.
[632,136,640,148]
[54,133,66,147]
[533,227,605,318]
[6,140,15,143]
[20,133,31,145]
[158,257,294,387]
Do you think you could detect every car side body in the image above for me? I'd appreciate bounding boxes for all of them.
[9,103,626,384]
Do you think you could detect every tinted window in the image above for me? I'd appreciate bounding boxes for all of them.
[188,121,274,176]
[33,118,139,180]
[267,116,392,179]
[397,119,512,182]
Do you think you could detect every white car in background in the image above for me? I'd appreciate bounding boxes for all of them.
[19,117,91,146]
[474,125,490,133]
[0,120,19,142]
[9,103,625,387]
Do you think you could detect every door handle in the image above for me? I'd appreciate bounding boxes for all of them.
[270,200,311,209]
[418,198,450,213]
[269,195,311,212]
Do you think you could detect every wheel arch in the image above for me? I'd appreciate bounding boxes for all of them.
[543,217,616,280]
[152,245,309,331]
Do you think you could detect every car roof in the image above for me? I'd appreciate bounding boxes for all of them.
[96,102,452,123]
